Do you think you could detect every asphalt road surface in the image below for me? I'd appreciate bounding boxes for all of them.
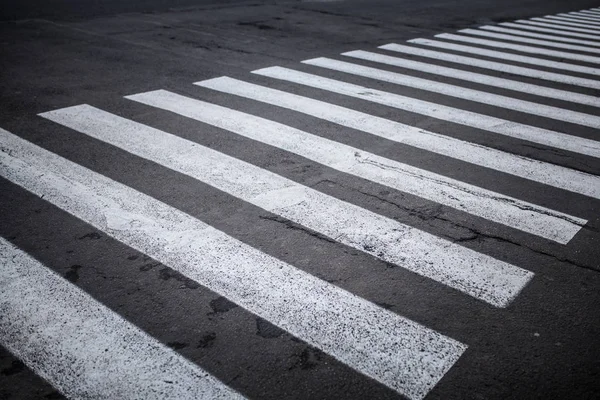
[1,1,600,399]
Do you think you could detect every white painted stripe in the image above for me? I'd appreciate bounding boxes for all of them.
[546,16,600,27]
[303,56,600,129]
[567,12,600,22]
[526,19,600,33]
[104,93,584,244]
[407,39,600,76]
[344,50,600,107]
[196,76,600,200]
[577,10,600,18]
[435,33,600,64]
[498,22,600,41]
[0,128,467,400]
[380,43,600,88]
[41,105,543,303]
[462,28,600,52]
[0,238,242,400]
[478,26,600,48]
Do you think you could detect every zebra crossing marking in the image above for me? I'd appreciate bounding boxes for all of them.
[343,49,600,107]
[303,56,600,129]
[496,22,600,41]
[41,103,537,303]
[542,16,600,28]
[524,19,600,33]
[0,238,243,400]
[0,127,468,400]
[434,33,600,64]
[458,28,600,54]
[475,26,600,48]
[379,43,600,88]
[407,38,600,75]
[566,12,600,22]
[198,75,600,200]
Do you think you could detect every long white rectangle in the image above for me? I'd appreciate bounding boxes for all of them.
[407,39,600,76]
[567,12,600,22]
[543,16,600,29]
[343,49,599,107]
[526,19,600,33]
[435,33,600,64]
[0,127,467,400]
[42,103,539,302]
[498,22,600,41]
[197,76,600,200]
[557,14,600,25]
[0,238,242,400]
[114,92,586,244]
[302,56,600,129]
[379,43,600,89]
[460,28,600,53]
[478,26,600,48]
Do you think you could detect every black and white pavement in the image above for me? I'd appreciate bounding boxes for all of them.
[1,1,600,399]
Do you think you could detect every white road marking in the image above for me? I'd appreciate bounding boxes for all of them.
[407,39,600,76]
[42,104,540,302]
[566,12,600,22]
[343,50,599,107]
[435,33,600,64]
[0,128,468,400]
[380,43,600,88]
[197,76,600,200]
[559,14,600,24]
[577,10,600,18]
[459,28,600,54]
[478,26,600,48]
[544,16,600,28]
[525,19,600,33]
[303,56,600,129]
[0,238,243,400]
[498,22,600,41]
[103,93,586,244]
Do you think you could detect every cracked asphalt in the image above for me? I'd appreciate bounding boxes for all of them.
[1,0,600,399]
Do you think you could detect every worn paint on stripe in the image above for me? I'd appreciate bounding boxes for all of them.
[43,104,542,302]
[498,22,600,41]
[302,56,600,129]
[0,238,242,400]
[526,19,600,34]
[407,39,600,76]
[379,43,600,88]
[196,76,600,200]
[343,50,600,107]
[460,28,600,53]
[111,93,586,243]
[0,128,467,400]
[478,26,600,48]
[435,33,600,64]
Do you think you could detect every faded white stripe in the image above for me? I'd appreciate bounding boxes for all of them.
[435,33,600,64]
[196,76,600,200]
[303,56,600,129]
[478,26,600,48]
[498,22,600,41]
[380,43,600,88]
[0,128,467,400]
[111,93,585,244]
[407,38,600,76]
[0,238,242,400]
[344,50,599,107]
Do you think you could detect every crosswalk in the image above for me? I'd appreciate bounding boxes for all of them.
[1,5,599,400]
